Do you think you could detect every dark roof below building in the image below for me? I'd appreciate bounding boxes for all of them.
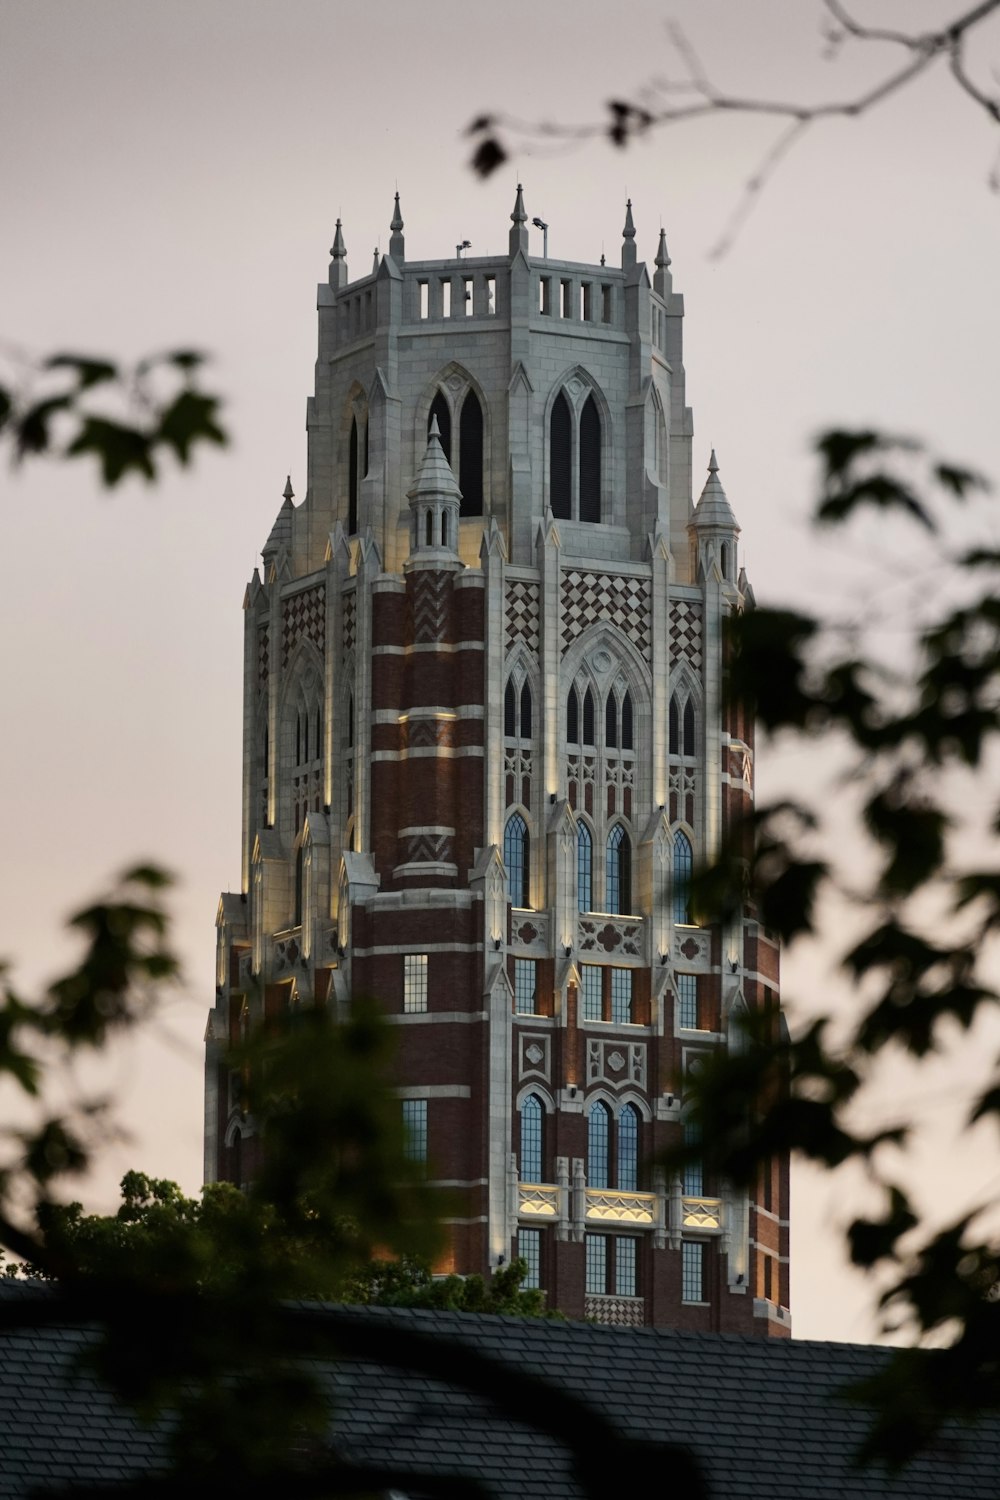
[1,1287,997,1499]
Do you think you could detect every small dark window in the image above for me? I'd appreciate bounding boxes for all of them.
[683,699,696,757]
[520,681,532,740]
[567,686,579,744]
[582,688,595,745]
[605,695,618,748]
[504,680,516,737]
[348,416,359,535]
[550,392,572,520]
[347,693,354,749]
[622,691,633,750]
[669,695,679,756]
[458,390,484,516]
[294,844,304,926]
[429,391,452,463]
[315,707,323,759]
[579,394,601,523]
[607,824,632,915]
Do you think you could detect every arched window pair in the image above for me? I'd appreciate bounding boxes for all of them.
[669,692,696,758]
[577,823,632,915]
[587,1100,640,1191]
[429,388,484,516]
[519,1093,545,1182]
[504,678,532,740]
[567,683,633,751]
[550,389,602,523]
[348,412,369,535]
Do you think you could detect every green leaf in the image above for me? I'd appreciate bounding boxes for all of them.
[65,417,156,485]
[848,1186,918,1269]
[45,353,119,389]
[16,395,74,456]
[156,389,227,464]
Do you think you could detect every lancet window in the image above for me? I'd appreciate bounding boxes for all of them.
[668,685,698,829]
[519,1094,544,1183]
[567,668,637,912]
[427,383,484,517]
[549,387,603,523]
[504,666,534,814]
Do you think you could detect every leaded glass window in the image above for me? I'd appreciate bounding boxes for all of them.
[514,958,537,1015]
[682,1240,705,1302]
[505,813,530,908]
[606,824,632,915]
[618,1104,638,1191]
[588,1101,610,1188]
[581,964,602,1022]
[677,972,698,1029]
[518,1227,541,1289]
[616,1237,637,1297]
[402,1099,427,1165]
[673,830,693,924]
[577,822,593,912]
[586,1233,607,1294]
[520,1094,544,1182]
[610,967,632,1025]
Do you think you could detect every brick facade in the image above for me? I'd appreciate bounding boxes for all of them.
[205,190,789,1335]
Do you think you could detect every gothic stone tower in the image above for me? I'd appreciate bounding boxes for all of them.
[205,189,788,1336]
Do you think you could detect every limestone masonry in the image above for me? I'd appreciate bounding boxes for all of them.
[205,188,787,1334]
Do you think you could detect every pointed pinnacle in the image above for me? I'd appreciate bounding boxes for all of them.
[372,246,380,273]
[623,199,636,240]
[429,414,441,440]
[656,226,671,268]
[390,191,403,232]
[708,448,719,474]
[511,183,527,224]
[283,475,294,501]
[331,218,346,259]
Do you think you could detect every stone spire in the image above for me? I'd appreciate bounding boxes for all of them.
[621,199,637,271]
[690,450,740,582]
[406,416,463,564]
[329,217,348,289]
[509,182,529,258]
[372,246,380,275]
[283,474,294,502]
[654,225,672,298]
[389,191,405,262]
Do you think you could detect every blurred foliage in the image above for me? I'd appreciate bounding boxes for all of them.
[0,878,692,1496]
[0,349,226,486]
[668,429,1000,1465]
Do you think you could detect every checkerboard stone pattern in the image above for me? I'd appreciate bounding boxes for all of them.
[505,579,540,653]
[669,599,703,669]
[561,570,652,660]
[281,584,326,665]
[257,624,269,688]
[342,592,355,654]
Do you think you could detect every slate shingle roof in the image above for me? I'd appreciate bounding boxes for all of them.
[2,1287,998,1499]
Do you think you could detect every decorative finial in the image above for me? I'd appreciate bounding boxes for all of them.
[330,218,346,259]
[373,246,380,273]
[511,183,527,224]
[623,199,636,240]
[708,449,719,475]
[655,226,671,269]
[283,475,294,501]
[429,415,441,441]
[390,192,403,233]
[389,191,405,262]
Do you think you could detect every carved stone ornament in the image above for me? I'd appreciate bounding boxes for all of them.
[525,1043,544,1066]
[607,1051,626,1073]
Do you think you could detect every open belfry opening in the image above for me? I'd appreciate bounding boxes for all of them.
[205,188,787,1334]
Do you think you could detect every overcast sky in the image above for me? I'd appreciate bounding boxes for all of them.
[3,0,1000,1342]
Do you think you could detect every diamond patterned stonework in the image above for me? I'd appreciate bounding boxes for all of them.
[257,625,269,688]
[561,571,651,660]
[505,579,540,653]
[282,584,326,666]
[342,592,356,654]
[669,599,703,670]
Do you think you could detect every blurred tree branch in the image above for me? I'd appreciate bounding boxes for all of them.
[468,0,1000,255]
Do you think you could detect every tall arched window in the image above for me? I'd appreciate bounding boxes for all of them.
[520,681,532,739]
[673,830,693,924]
[618,1104,639,1192]
[504,676,532,740]
[582,687,595,745]
[567,685,579,744]
[579,394,601,523]
[458,390,484,516]
[520,1094,544,1183]
[669,695,679,756]
[605,693,617,748]
[683,699,696,757]
[606,824,632,915]
[504,680,516,738]
[504,813,530,908]
[621,691,633,751]
[550,391,572,520]
[294,843,304,927]
[588,1101,610,1188]
[428,391,452,462]
[577,822,593,913]
[348,416,359,535]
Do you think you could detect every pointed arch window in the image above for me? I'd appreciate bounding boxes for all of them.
[621,691,633,750]
[504,813,530,908]
[606,824,632,915]
[577,822,593,913]
[605,694,617,748]
[669,696,679,756]
[504,676,532,741]
[348,416,359,535]
[567,685,579,744]
[579,394,601,523]
[520,1094,544,1183]
[618,1104,639,1192]
[582,687,595,745]
[683,699,696,756]
[673,830,693,925]
[588,1101,610,1189]
[504,680,516,738]
[458,390,484,516]
[550,391,572,520]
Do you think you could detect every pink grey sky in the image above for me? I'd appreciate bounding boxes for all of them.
[3,0,1000,1341]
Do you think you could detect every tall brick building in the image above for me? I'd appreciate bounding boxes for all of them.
[205,189,787,1336]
